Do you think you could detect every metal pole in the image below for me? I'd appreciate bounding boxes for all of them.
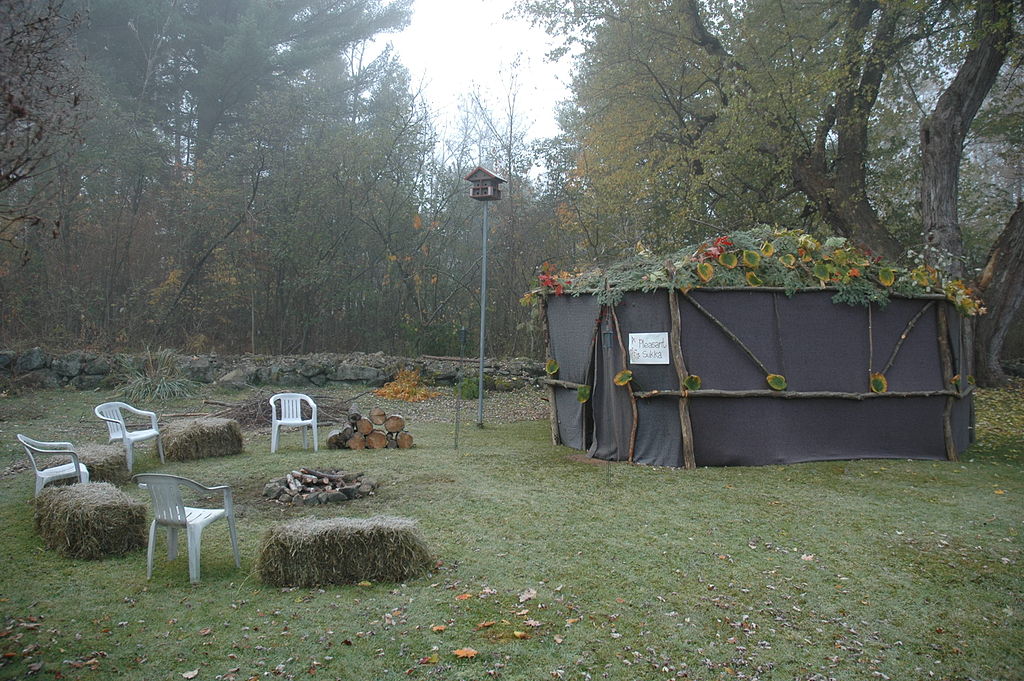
[455,325,466,449]
[477,201,488,426]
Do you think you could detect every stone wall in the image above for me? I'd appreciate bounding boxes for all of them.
[0,349,544,391]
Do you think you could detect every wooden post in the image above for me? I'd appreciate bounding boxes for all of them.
[610,305,639,462]
[936,303,959,462]
[668,290,697,469]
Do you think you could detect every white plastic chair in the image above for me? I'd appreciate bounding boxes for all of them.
[94,401,164,472]
[17,434,90,497]
[133,473,240,584]
[269,393,318,453]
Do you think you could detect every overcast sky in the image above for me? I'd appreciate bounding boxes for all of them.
[384,0,571,141]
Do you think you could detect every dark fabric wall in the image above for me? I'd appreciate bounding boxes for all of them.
[544,289,971,467]
[545,295,602,449]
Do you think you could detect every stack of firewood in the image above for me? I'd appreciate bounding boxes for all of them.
[326,406,413,450]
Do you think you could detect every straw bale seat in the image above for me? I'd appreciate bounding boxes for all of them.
[75,443,131,485]
[34,483,146,559]
[164,418,243,462]
[255,515,433,587]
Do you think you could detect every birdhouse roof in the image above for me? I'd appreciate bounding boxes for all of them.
[464,166,507,184]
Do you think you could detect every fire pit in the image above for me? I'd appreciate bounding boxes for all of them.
[263,468,378,505]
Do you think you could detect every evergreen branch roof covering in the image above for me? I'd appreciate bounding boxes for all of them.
[526,227,983,315]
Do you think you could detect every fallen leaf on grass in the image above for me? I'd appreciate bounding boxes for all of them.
[994,489,1006,495]
[357,581,372,587]
[453,647,478,658]
[455,594,473,601]
[182,670,199,679]
[476,621,496,629]
[418,654,440,665]
[198,627,213,636]
[519,588,537,603]
[431,625,447,632]
[554,635,564,644]
[800,554,815,561]
[565,618,580,625]
[524,619,542,627]
[513,631,531,639]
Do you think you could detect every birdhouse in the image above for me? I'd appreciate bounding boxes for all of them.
[465,166,507,201]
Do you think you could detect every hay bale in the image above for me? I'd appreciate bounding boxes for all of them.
[34,483,146,559]
[255,515,434,587]
[164,417,243,461]
[76,443,130,485]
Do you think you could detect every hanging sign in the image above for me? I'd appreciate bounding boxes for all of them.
[628,332,670,365]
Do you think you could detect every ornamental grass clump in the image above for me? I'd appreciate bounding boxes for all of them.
[255,515,434,587]
[163,417,243,461]
[116,347,199,402]
[34,483,146,559]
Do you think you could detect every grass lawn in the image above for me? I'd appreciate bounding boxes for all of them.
[0,383,1021,680]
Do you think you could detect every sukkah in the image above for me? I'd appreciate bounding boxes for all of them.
[531,227,978,468]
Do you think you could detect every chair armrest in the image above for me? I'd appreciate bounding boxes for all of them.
[123,405,159,429]
[180,478,233,506]
[33,442,76,453]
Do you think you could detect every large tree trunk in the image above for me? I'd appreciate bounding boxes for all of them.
[920,0,1014,278]
[974,202,1024,386]
[918,0,1016,385]
[791,1,905,261]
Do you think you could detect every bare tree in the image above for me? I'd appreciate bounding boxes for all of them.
[0,0,85,242]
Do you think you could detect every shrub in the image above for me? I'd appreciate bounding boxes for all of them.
[116,347,199,402]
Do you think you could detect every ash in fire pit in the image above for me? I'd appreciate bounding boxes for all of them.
[263,468,378,505]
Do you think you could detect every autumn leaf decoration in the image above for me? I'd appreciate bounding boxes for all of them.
[696,261,714,282]
[545,359,559,375]
[577,385,591,403]
[613,369,633,386]
[766,373,787,391]
[870,372,888,393]
[683,374,702,391]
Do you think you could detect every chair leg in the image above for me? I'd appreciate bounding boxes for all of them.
[228,515,240,568]
[302,426,308,449]
[167,527,178,561]
[157,436,165,464]
[79,467,90,484]
[187,526,202,583]
[147,521,157,580]
[271,425,279,453]
[124,441,134,473]
[35,477,44,497]
[312,423,318,452]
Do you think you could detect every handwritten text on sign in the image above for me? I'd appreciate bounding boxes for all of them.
[628,332,670,365]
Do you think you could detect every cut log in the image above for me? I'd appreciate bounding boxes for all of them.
[326,427,353,449]
[386,437,398,449]
[368,407,387,425]
[396,431,414,449]
[346,432,366,450]
[365,430,389,449]
[383,414,406,433]
[348,411,362,424]
[355,418,374,435]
